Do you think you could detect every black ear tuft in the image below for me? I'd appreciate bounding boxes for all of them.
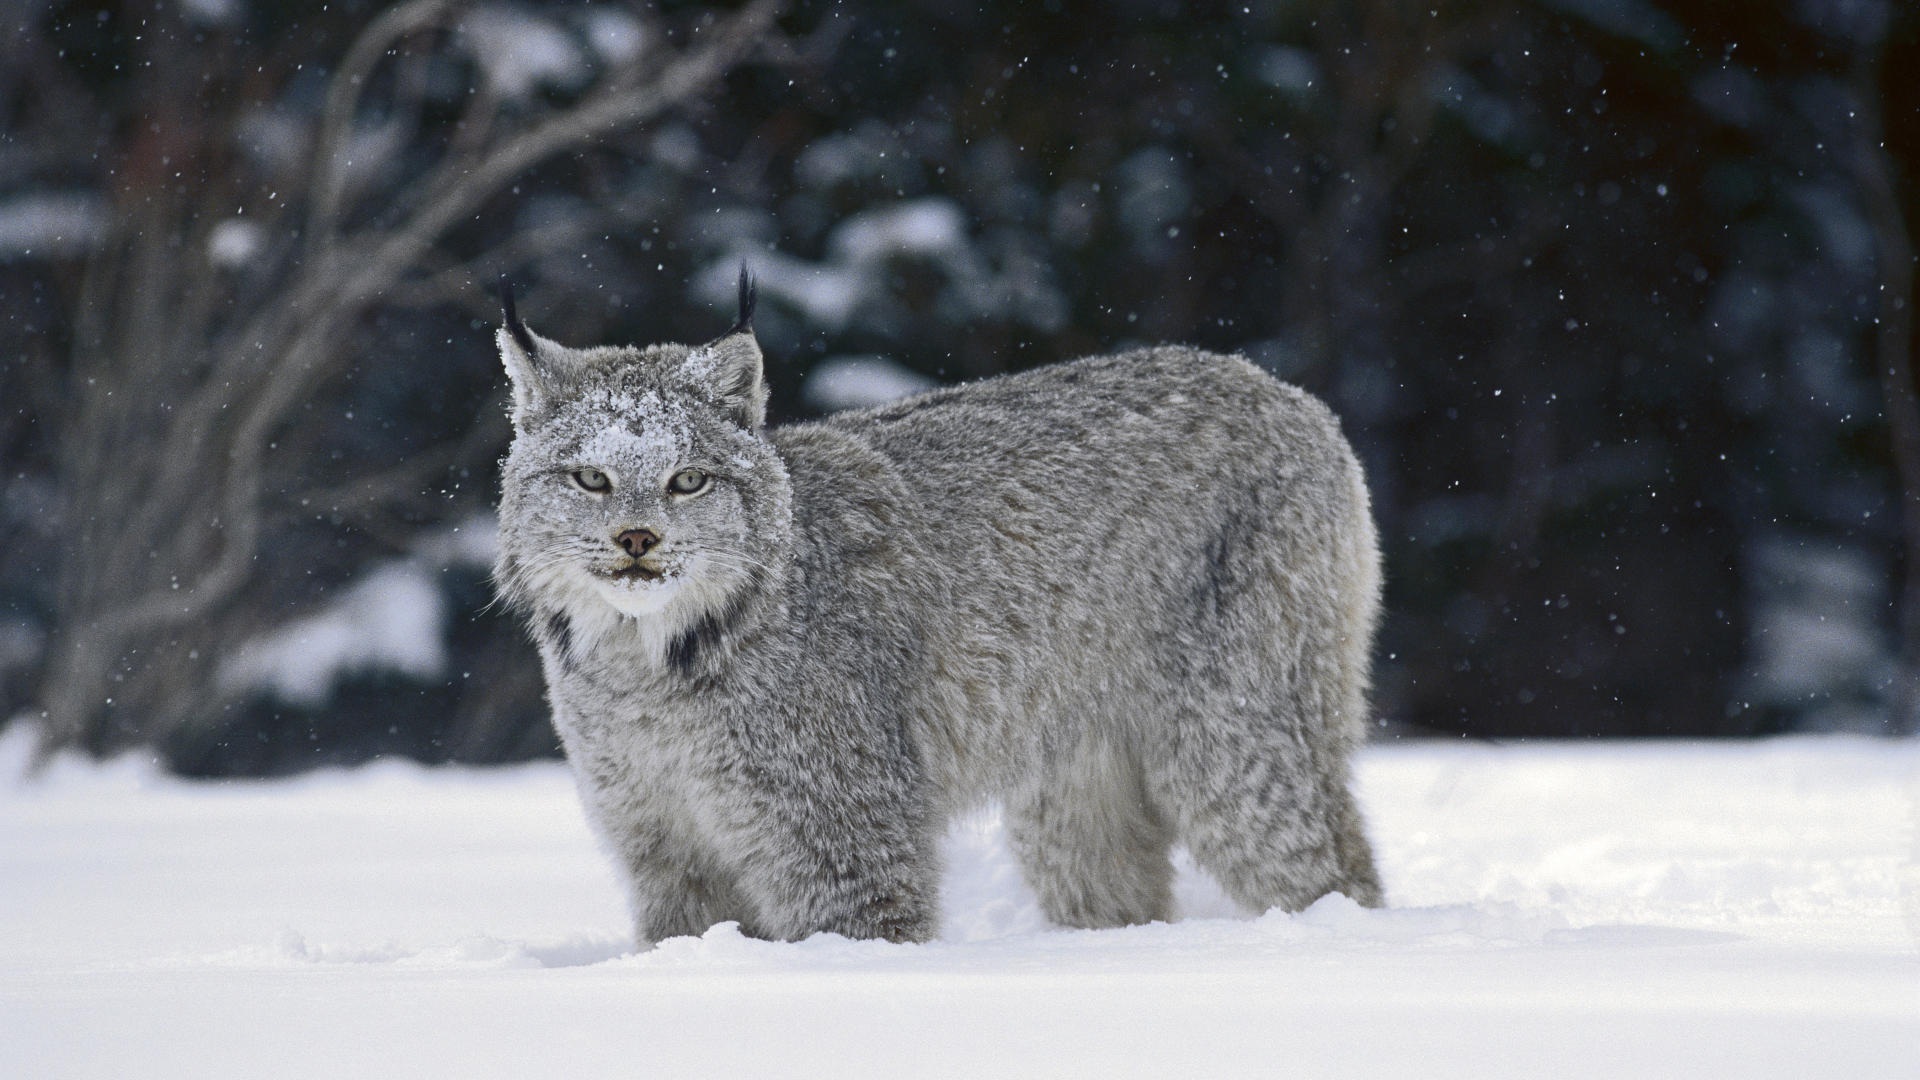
[727,262,757,337]
[499,276,536,357]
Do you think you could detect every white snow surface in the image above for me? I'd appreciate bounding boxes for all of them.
[2,731,1913,1078]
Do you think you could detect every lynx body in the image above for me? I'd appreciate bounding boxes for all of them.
[494,281,1383,945]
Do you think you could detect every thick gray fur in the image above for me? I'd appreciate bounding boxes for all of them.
[494,301,1385,946]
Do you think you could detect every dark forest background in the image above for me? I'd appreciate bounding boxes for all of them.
[1,0,1915,776]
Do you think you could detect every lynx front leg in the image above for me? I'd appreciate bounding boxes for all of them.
[751,838,939,943]
[570,767,761,947]
[729,764,942,943]
[620,850,760,947]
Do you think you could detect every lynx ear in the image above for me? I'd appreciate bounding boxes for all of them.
[685,266,766,429]
[497,279,567,423]
[691,329,767,430]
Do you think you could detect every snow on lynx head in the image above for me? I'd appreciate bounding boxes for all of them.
[493,271,791,643]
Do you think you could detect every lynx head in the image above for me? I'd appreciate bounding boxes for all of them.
[493,269,789,638]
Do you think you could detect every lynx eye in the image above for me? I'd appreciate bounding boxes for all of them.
[667,468,711,496]
[569,467,612,494]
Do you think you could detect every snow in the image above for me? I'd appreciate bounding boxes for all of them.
[1115,148,1190,259]
[828,199,968,264]
[700,197,1067,334]
[707,199,974,332]
[578,391,684,467]
[1746,535,1894,730]
[218,519,496,707]
[0,193,103,257]
[582,8,647,66]
[2,732,1913,1078]
[802,355,940,412]
[177,0,243,27]
[459,5,589,100]
[205,218,264,269]
[219,563,448,707]
[416,512,501,569]
[794,126,897,190]
[1249,45,1320,94]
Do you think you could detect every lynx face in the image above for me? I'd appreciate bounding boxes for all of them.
[493,288,784,632]
[514,381,755,618]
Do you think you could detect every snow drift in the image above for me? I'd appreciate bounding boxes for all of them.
[1,732,1912,1078]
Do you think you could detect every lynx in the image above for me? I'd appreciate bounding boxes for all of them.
[493,271,1384,946]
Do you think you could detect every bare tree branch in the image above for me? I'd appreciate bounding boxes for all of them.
[308,0,461,244]
[32,0,790,762]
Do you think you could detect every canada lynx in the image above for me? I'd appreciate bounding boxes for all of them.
[494,271,1384,945]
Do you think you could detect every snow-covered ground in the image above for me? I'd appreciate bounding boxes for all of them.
[2,731,1913,1078]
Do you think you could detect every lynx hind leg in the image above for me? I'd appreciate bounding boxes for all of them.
[1162,452,1384,912]
[1005,742,1176,929]
[1152,704,1382,914]
[1329,782,1384,906]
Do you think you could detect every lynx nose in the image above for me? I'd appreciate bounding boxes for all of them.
[615,528,660,557]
